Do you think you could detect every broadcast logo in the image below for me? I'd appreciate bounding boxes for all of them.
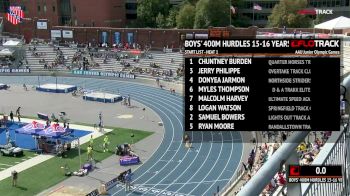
[289,165,301,176]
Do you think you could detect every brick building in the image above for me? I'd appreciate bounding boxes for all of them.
[0,0,126,40]
[0,0,348,49]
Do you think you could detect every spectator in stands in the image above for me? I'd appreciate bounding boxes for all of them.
[278,172,286,185]
[282,132,287,142]
[242,162,248,171]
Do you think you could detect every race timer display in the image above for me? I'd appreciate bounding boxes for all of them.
[288,165,343,183]
[184,39,340,132]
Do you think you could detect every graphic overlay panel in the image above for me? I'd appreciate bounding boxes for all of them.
[185,39,340,132]
[288,165,343,183]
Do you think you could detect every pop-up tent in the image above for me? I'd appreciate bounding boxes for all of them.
[315,16,350,30]
[0,49,13,57]
[37,124,72,138]
[3,40,21,47]
[15,121,45,135]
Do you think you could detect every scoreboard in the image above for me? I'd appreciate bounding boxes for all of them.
[184,39,341,132]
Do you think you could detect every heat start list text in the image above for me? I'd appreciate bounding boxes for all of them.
[185,39,340,132]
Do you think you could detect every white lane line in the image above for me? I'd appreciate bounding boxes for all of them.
[125,101,185,196]
[218,131,244,195]
[139,178,232,186]
[85,82,184,116]
[175,132,214,193]
[115,184,193,196]
[111,96,178,195]
[140,130,195,195]
[202,131,236,195]
[112,86,185,195]
[77,78,183,105]
[5,76,190,195]
[153,131,204,196]
[0,163,13,166]
[68,77,185,104]
[188,131,224,195]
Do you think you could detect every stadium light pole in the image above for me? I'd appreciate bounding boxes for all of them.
[77,136,82,169]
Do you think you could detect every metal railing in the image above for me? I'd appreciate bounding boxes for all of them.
[237,74,350,196]
[237,131,310,196]
[302,126,349,196]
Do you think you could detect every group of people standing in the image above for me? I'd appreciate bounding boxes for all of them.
[9,107,21,123]
[122,95,131,107]
[86,134,110,161]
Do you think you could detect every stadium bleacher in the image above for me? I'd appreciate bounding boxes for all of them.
[22,41,185,81]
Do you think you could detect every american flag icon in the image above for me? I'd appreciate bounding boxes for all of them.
[6,6,24,25]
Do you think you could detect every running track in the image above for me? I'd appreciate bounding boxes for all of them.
[0,76,243,196]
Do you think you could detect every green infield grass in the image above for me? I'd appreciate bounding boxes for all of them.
[0,127,153,196]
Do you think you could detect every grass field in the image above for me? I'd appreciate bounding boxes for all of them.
[0,151,37,171]
[0,127,153,196]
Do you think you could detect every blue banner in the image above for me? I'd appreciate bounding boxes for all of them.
[127,32,134,44]
[0,68,30,73]
[104,177,118,191]
[72,70,135,79]
[101,31,108,44]
[114,32,121,44]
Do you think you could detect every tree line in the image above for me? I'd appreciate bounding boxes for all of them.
[132,0,325,29]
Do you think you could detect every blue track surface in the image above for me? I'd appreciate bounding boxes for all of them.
[0,122,91,150]
[0,76,243,196]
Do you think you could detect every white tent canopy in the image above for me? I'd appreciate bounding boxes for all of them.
[3,40,21,47]
[0,49,13,56]
[315,16,350,30]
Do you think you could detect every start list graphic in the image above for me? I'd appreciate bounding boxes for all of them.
[184,39,341,132]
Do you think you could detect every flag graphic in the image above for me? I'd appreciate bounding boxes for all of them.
[6,6,24,25]
[253,3,262,11]
[230,6,236,14]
